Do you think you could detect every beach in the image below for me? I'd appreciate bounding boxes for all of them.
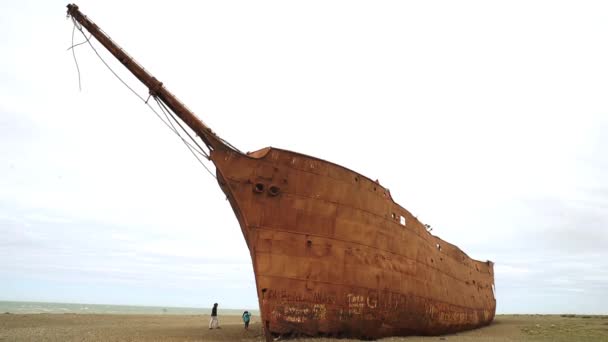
[1,314,606,342]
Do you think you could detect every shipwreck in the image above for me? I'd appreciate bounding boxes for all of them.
[66,4,496,340]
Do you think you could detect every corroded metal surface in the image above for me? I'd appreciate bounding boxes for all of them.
[67,4,496,340]
[213,147,496,339]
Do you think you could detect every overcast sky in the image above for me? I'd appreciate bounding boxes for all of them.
[1,0,607,314]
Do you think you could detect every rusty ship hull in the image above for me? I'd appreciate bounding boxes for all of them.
[213,147,496,339]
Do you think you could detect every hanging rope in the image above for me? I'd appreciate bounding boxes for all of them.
[70,24,82,91]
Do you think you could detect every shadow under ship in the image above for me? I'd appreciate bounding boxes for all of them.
[67,4,496,340]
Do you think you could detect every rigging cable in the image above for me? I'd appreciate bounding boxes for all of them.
[154,97,217,179]
[155,97,210,158]
[70,18,216,177]
[70,23,82,91]
[70,18,210,158]
[71,17,241,156]
[68,32,92,51]
[68,19,92,91]
[219,135,243,155]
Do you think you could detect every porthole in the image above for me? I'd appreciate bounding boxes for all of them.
[268,185,280,196]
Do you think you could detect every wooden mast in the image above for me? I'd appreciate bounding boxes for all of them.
[66,3,230,152]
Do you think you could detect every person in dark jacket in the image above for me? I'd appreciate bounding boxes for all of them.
[209,303,220,329]
[242,310,251,329]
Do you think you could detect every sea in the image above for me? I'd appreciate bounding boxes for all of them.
[0,301,258,316]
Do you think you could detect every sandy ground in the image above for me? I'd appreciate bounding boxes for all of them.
[0,314,606,342]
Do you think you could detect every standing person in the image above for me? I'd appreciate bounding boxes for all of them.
[242,310,251,329]
[209,303,220,329]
